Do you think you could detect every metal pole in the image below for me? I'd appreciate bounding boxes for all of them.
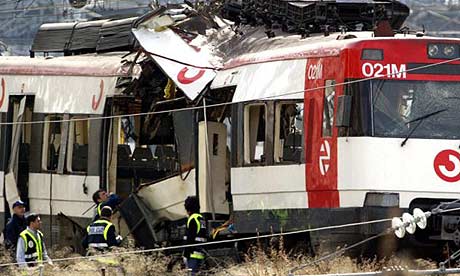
[38,264,44,276]
[202,99,216,220]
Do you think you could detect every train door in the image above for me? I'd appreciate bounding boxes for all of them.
[304,58,339,208]
[4,95,34,211]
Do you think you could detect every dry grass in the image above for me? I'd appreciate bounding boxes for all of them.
[0,237,440,276]
[215,237,438,276]
[0,245,185,276]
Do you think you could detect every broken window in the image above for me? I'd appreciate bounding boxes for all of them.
[116,114,180,187]
[244,104,266,164]
[274,102,304,163]
[67,117,89,173]
[322,80,336,137]
[42,115,62,171]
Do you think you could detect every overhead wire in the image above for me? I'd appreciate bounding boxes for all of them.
[0,217,395,268]
[1,55,460,127]
[1,206,460,268]
[288,202,460,275]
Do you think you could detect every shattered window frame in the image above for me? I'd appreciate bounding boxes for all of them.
[66,116,90,173]
[41,115,63,172]
[274,100,304,164]
[322,80,336,137]
[243,103,267,165]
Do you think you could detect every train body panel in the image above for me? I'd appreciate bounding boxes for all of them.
[338,137,460,208]
[223,34,460,249]
[231,164,307,211]
[28,173,99,218]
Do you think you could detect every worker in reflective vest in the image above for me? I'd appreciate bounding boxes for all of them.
[183,196,207,275]
[16,213,52,268]
[83,206,122,251]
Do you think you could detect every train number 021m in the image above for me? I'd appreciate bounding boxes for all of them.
[361,63,407,79]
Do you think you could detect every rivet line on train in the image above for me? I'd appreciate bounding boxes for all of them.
[0,56,459,127]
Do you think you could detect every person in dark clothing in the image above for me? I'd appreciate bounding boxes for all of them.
[83,206,122,251]
[91,189,121,221]
[4,200,27,251]
[183,196,207,275]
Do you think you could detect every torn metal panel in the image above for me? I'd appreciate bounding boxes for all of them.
[137,169,196,222]
[210,68,241,90]
[5,96,26,213]
[132,25,217,101]
[57,114,70,174]
[213,59,307,102]
[119,194,159,248]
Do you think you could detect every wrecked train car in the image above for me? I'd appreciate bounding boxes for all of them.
[3,0,460,254]
[0,10,231,248]
[131,1,460,253]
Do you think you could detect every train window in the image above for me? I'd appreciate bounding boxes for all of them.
[322,80,336,137]
[372,80,460,139]
[41,115,62,171]
[67,117,89,173]
[274,102,304,163]
[338,80,372,137]
[244,104,266,164]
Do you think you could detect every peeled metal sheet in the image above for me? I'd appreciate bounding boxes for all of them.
[132,27,216,101]
[230,59,307,102]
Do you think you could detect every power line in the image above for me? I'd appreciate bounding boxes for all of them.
[0,55,459,126]
[288,204,459,275]
[1,205,459,268]
[0,217,395,268]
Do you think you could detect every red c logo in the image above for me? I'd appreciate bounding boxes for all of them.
[0,78,5,109]
[177,67,205,84]
[92,80,104,111]
[434,149,460,182]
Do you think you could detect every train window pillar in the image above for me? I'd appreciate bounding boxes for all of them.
[322,80,336,137]
[274,101,304,163]
[41,115,63,171]
[243,104,266,164]
[66,117,89,173]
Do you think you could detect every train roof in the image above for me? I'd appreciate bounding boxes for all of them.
[0,52,143,115]
[0,52,140,77]
[221,27,460,69]
[212,28,460,102]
